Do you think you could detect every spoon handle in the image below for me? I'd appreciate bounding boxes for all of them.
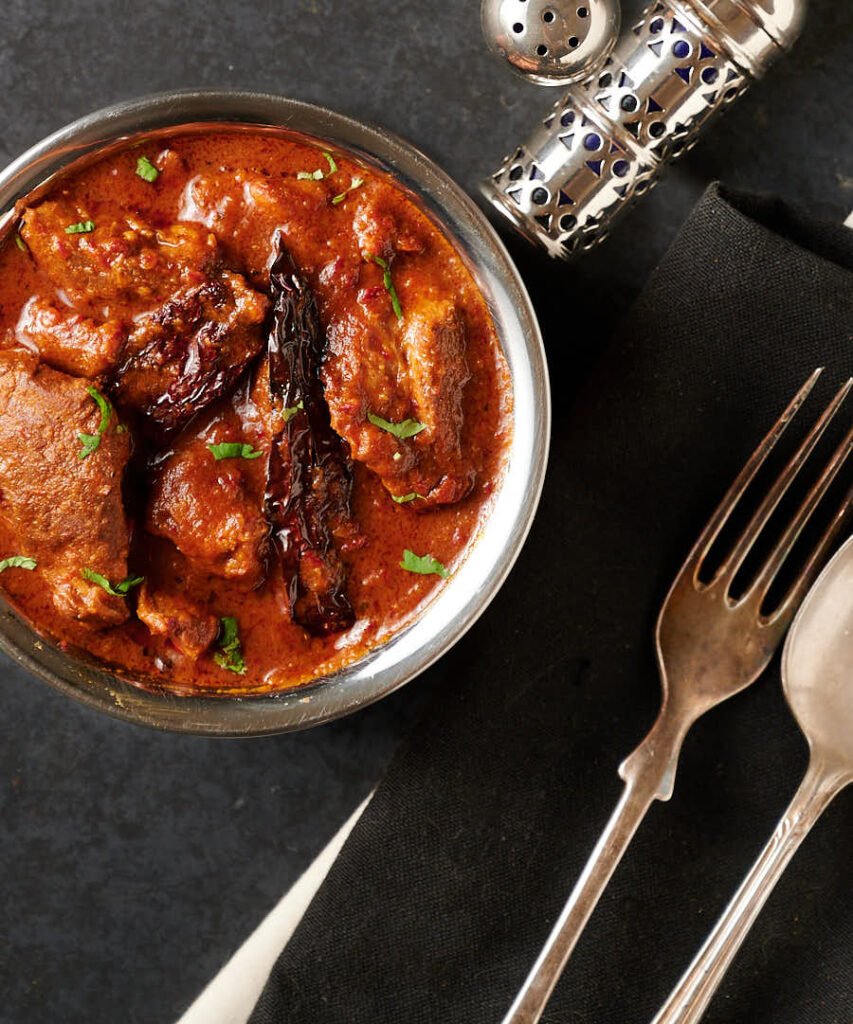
[651,756,848,1024]
[502,707,691,1024]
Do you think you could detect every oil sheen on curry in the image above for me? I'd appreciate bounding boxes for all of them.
[0,129,511,695]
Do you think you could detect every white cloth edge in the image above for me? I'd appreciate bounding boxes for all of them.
[176,794,372,1024]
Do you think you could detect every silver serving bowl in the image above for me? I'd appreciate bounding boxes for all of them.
[0,90,550,736]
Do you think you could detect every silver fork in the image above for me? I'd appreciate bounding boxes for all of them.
[503,368,853,1024]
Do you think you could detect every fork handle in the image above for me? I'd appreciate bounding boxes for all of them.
[651,755,848,1024]
[502,708,691,1024]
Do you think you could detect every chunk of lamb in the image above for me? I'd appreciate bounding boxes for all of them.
[146,416,268,587]
[20,202,269,435]
[16,296,125,378]
[324,296,474,506]
[111,271,268,437]
[136,584,219,660]
[0,350,132,626]
[351,189,426,260]
[19,201,220,314]
[179,171,334,281]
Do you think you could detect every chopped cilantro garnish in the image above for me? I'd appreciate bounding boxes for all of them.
[82,569,144,597]
[332,177,364,205]
[65,221,95,234]
[214,616,247,675]
[78,432,101,459]
[391,493,422,504]
[14,234,26,252]
[367,412,426,439]
[78,386,116,459]
[282,400,304,422]
[364,253,403,322]
[207,442,264,461]
[297,150,338,181]
[400,549,449,578]
[136,155,159,182]
[0,556,37,574]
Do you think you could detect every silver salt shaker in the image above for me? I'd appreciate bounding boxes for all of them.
[481,1,807,258]
[482,0,622,85]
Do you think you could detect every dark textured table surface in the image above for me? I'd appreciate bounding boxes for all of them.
[0,2,851,1022]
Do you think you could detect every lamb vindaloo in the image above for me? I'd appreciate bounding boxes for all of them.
[0,130,512,694]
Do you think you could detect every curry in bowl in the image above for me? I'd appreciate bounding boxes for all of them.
[0,130,512,695]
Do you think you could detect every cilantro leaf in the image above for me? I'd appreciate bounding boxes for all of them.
[367,412,426,439]
[214,616,247,675]
[297,151,338,182]
[78,386,116,459]
[0,556,37,574]
[65,221,95,234]
[391,493,420,504]
[282,400,304,422]
[332,177,364,205]
[78,433,101,458]
[82,569,144,597]
[364,253,403,322]
[400,549,450,578]
[136,155,159,182]
[207,442,264,461]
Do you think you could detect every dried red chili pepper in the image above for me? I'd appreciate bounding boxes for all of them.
[265,235,356,637]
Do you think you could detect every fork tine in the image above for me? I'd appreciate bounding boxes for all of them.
[761,474,853,627]
[747,412,853,613]
[686,368,822,578]
[712,376,852,585]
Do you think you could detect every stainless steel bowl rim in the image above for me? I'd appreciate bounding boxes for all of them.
[0,89,550,736]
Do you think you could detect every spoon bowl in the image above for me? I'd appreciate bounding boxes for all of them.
[784,532,853,769]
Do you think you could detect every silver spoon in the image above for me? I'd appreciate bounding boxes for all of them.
[481,0,620,86]
[652,530,853,1024]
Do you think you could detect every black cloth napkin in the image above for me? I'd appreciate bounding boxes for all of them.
[251,184,853,1024]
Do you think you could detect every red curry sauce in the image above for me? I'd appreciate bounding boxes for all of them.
[0,129,511,695]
